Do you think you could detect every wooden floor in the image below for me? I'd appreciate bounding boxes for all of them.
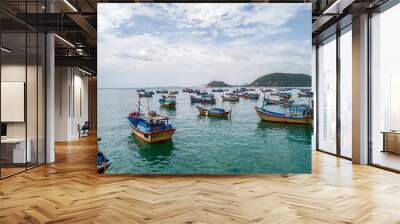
[1,136,400,223]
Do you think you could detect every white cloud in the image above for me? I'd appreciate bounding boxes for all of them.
[98,3,311,88]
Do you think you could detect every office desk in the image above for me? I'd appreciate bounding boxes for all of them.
[1,138,31,163]
[382,131,400,154]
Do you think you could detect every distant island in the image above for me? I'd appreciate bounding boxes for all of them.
[205,73,311,88]
[250,73,311,87]
[206,81,232,87]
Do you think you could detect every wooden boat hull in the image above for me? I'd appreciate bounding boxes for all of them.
[190,96,216,104]
[160,103,176,109]
[255,107,312,124]
[200,111,231,117]
[197,107,231,118]
[244,96,259,100]
[131,128,175,143]
[222,96,239,102]
[138,94,152,97]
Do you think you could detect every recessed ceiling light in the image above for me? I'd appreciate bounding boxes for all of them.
[78,67,92,76]
[63,0,78,12]
[1,47,11,53]
[54,34,75,48]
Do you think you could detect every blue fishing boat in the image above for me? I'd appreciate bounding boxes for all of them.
[183,88,193,93]
[298,92,314,97]
[159,95,177,108]
[222,94,239,102]
[255,99,313,124]
[190,94,216,104]
[264,97,294,106]
[138,91,154,97]
[278,92,291,99]
[156,90,168,94]
[243,92,260,100]
[196,106,231,118]
[127,106,175,143]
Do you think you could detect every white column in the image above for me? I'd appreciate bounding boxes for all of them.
[352,14,369,164]
[46,33,55,163]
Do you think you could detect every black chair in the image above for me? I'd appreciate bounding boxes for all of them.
[79,121,90,138]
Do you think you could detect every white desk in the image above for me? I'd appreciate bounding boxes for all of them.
[1,138,31,163]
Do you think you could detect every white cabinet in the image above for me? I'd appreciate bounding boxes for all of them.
[1,138,31,163]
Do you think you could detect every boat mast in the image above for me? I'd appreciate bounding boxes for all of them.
[147,98,150,114]
[138,97,141,115]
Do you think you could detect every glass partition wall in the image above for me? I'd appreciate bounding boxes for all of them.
[0,3,46,179]
[370,3,400,171]
[316,25,353,159]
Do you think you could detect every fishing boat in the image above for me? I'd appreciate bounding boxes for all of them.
[127,108,176,143]
[138,91,154,97]
[183,88,193,93]
[298,92,313,97]
[156,90,168,94]
[300,88,312,93]
[255,99,313,124]
[270,91,280,96]
[236,92,246,98]
[159,95,177,108]
[212,89,224,92]
[136,89,146,92]
[243,93,260,100]
[196,106,231,118]
[222,95,239,102]
[190,94,216,104]
[278,92,291,99]
[264,98,294,106]
[233,88,246,94]
[169,90,179,95]
[195,91,208,96]
[261,88,273,93]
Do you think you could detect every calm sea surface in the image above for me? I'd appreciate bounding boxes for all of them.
[98,88,312,174]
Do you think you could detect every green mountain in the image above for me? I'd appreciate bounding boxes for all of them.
[250,73,311,87]
[206,81,231,87]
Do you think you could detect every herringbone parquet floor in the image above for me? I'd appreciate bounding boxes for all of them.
[1,135,400,224]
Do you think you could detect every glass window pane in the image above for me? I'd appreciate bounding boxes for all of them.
[318,36,337,154]
[371,4,400,171]
[340,29,352,158]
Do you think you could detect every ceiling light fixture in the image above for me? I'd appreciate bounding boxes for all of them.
[322,0,355,15]
[54,34,75,48]
[78,67,92,76]
[1,47,11,53]
[63,0,78,12]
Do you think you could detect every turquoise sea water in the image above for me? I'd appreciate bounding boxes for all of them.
[98,88,312,174]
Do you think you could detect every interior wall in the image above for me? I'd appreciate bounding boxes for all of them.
[55,66,89,141]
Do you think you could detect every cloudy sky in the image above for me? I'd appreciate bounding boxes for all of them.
[98,3,311,88]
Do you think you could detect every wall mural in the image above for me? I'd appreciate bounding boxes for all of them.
[97,3,313,174]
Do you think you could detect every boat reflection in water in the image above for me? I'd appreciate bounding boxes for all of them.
[256,121,313,140]
[128,136,175,163]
